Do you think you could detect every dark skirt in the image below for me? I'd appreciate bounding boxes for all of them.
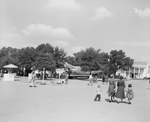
[108,85,115,97]
[116,86,125,99]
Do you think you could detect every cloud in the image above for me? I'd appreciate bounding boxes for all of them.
[92,7,114,20]
[133,8,150,18]
[22,23,73,39]
[0,24,73,49]
[48,0,82,11]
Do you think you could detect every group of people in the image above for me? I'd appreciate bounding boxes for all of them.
[29,71,134,104]
[94,76,134,104]
[88,74,99,86]
[29,70,69,87]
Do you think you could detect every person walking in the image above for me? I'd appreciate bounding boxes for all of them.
[102,75,105,84]
[126,84,134,104]
[65,72,69,84]
[94,85,102,102]
[115,76,125,103]
[29,71,36,87]
[107,79,116,102]
[88,74,93,86]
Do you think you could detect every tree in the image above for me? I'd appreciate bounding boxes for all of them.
[74,47,102,74]
[122,57,134,71]
[36,43,54,54]
[53,46,67,68]
[98,52,109,76]
[17,47,37,75]
[36,44,67,69]
[73,50,84,66]
[65,56,76,65]
[34,53,56,72]
[0,47,18,69]
[109,50,134,77]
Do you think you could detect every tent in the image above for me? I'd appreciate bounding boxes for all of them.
[3,64,18,81]
[3,64,18,68]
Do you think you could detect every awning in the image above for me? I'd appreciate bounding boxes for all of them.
[3,64,18,68]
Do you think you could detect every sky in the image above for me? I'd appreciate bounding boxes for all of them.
[0,0,150,62]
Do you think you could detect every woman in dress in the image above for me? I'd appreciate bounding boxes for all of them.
[115,76,125,103]
[107,79,116,102]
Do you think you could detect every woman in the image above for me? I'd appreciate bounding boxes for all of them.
[107,79,116,102]
[115,76,125,103]
[29,71,36,87]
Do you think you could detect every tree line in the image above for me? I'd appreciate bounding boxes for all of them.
[0,43,134,77]
[66,47,134,77]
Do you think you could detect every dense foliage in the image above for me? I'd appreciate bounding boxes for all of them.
[0,43,67,75]
[0,43,134,77]
[67,49,134,77]
[73,47,101,74]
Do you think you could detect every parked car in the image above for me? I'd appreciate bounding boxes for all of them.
[143,77,150,80]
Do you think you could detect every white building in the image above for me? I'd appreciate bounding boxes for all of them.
[132,61,150,79]
[116,61,150,79]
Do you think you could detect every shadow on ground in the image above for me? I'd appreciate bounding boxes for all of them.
[105,98,129,104]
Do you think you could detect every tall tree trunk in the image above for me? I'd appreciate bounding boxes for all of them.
[90,71,91,75]
[114,72,116,78]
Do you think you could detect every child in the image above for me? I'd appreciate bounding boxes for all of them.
[94,85,102,102]
[126,84,134,104]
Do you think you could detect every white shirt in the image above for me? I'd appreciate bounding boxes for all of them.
[96,88,101,94]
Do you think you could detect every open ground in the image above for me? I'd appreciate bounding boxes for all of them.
[0,77,150,122]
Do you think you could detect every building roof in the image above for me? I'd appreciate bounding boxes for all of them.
[64,62,81,71]
[134,61,147,66]
[133,61,148,68]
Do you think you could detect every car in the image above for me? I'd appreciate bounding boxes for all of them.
[143,77,150,80]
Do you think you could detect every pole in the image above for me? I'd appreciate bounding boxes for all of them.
[128,68,130,78]
[139,67,140,79]
[59,73,61,83]
[134,67,135,78]
[24,67,26,77]
[42,68,45,85]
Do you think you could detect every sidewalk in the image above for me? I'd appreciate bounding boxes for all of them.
[0,78,150,122]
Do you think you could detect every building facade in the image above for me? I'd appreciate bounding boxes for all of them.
[116,61,150,79]
[132,61,150,78]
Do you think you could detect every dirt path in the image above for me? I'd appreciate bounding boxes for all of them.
[0,78,150,122]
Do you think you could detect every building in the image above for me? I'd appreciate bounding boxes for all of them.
[116,61,150,79]
[132,61,150,78]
